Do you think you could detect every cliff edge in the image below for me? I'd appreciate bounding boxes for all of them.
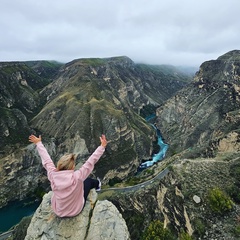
[25,190,130,240]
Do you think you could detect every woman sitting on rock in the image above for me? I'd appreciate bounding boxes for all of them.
[29,134,107,217]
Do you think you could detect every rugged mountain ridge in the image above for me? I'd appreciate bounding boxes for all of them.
[0,57,189,208]
[30,56,190,183]
[156,50,240,158]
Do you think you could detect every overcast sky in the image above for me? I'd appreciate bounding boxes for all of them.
[1,0,239,67]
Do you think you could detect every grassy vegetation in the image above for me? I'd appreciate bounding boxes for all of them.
[108,177,122,187]
[206,188,233,214]
[233,224,240,238]
[33,186,46,199]
[97,191,112,201]
[81,58,106,66]
[192,218,206,238]
[141,220,175,240]
[179,231,193,240]
[25,60,63,68]
[125,176,142,186]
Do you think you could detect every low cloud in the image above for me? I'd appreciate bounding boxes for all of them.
[0,0,239,67]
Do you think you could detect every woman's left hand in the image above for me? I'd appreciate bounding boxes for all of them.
[100,134,108,148]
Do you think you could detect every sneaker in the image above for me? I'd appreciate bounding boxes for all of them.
[96,177,101,191]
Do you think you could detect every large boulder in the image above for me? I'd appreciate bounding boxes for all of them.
[25,190,130,240]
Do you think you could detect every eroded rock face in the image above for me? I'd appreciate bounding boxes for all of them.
[218,131,240,152]
[156,50,240,157]
[108,172,193,239]
[0,142,55,208]
[0,61,61,150]
[107,156,240,239]
[86,200,130,240]
[25,190,130,240]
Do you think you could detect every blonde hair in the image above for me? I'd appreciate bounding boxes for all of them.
[57,153,76,171]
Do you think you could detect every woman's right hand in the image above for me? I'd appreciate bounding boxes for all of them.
[29,135,42,144]
[100,134,107,148]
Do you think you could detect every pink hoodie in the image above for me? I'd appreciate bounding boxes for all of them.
[36,141,105,217]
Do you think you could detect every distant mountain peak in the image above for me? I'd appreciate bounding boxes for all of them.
[217,49,240,61]
[67,56,134,68]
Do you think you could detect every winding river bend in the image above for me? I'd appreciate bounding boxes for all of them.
[139,121,169,169]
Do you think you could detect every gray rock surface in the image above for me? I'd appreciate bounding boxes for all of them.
[86,200,130,240]
[25,190,130,240]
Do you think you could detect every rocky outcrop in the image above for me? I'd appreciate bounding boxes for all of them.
[217,131,240,152]
[25,190,130,240]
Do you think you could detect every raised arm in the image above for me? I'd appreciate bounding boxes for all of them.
[76,134,107,180]
[29,135,56,173]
